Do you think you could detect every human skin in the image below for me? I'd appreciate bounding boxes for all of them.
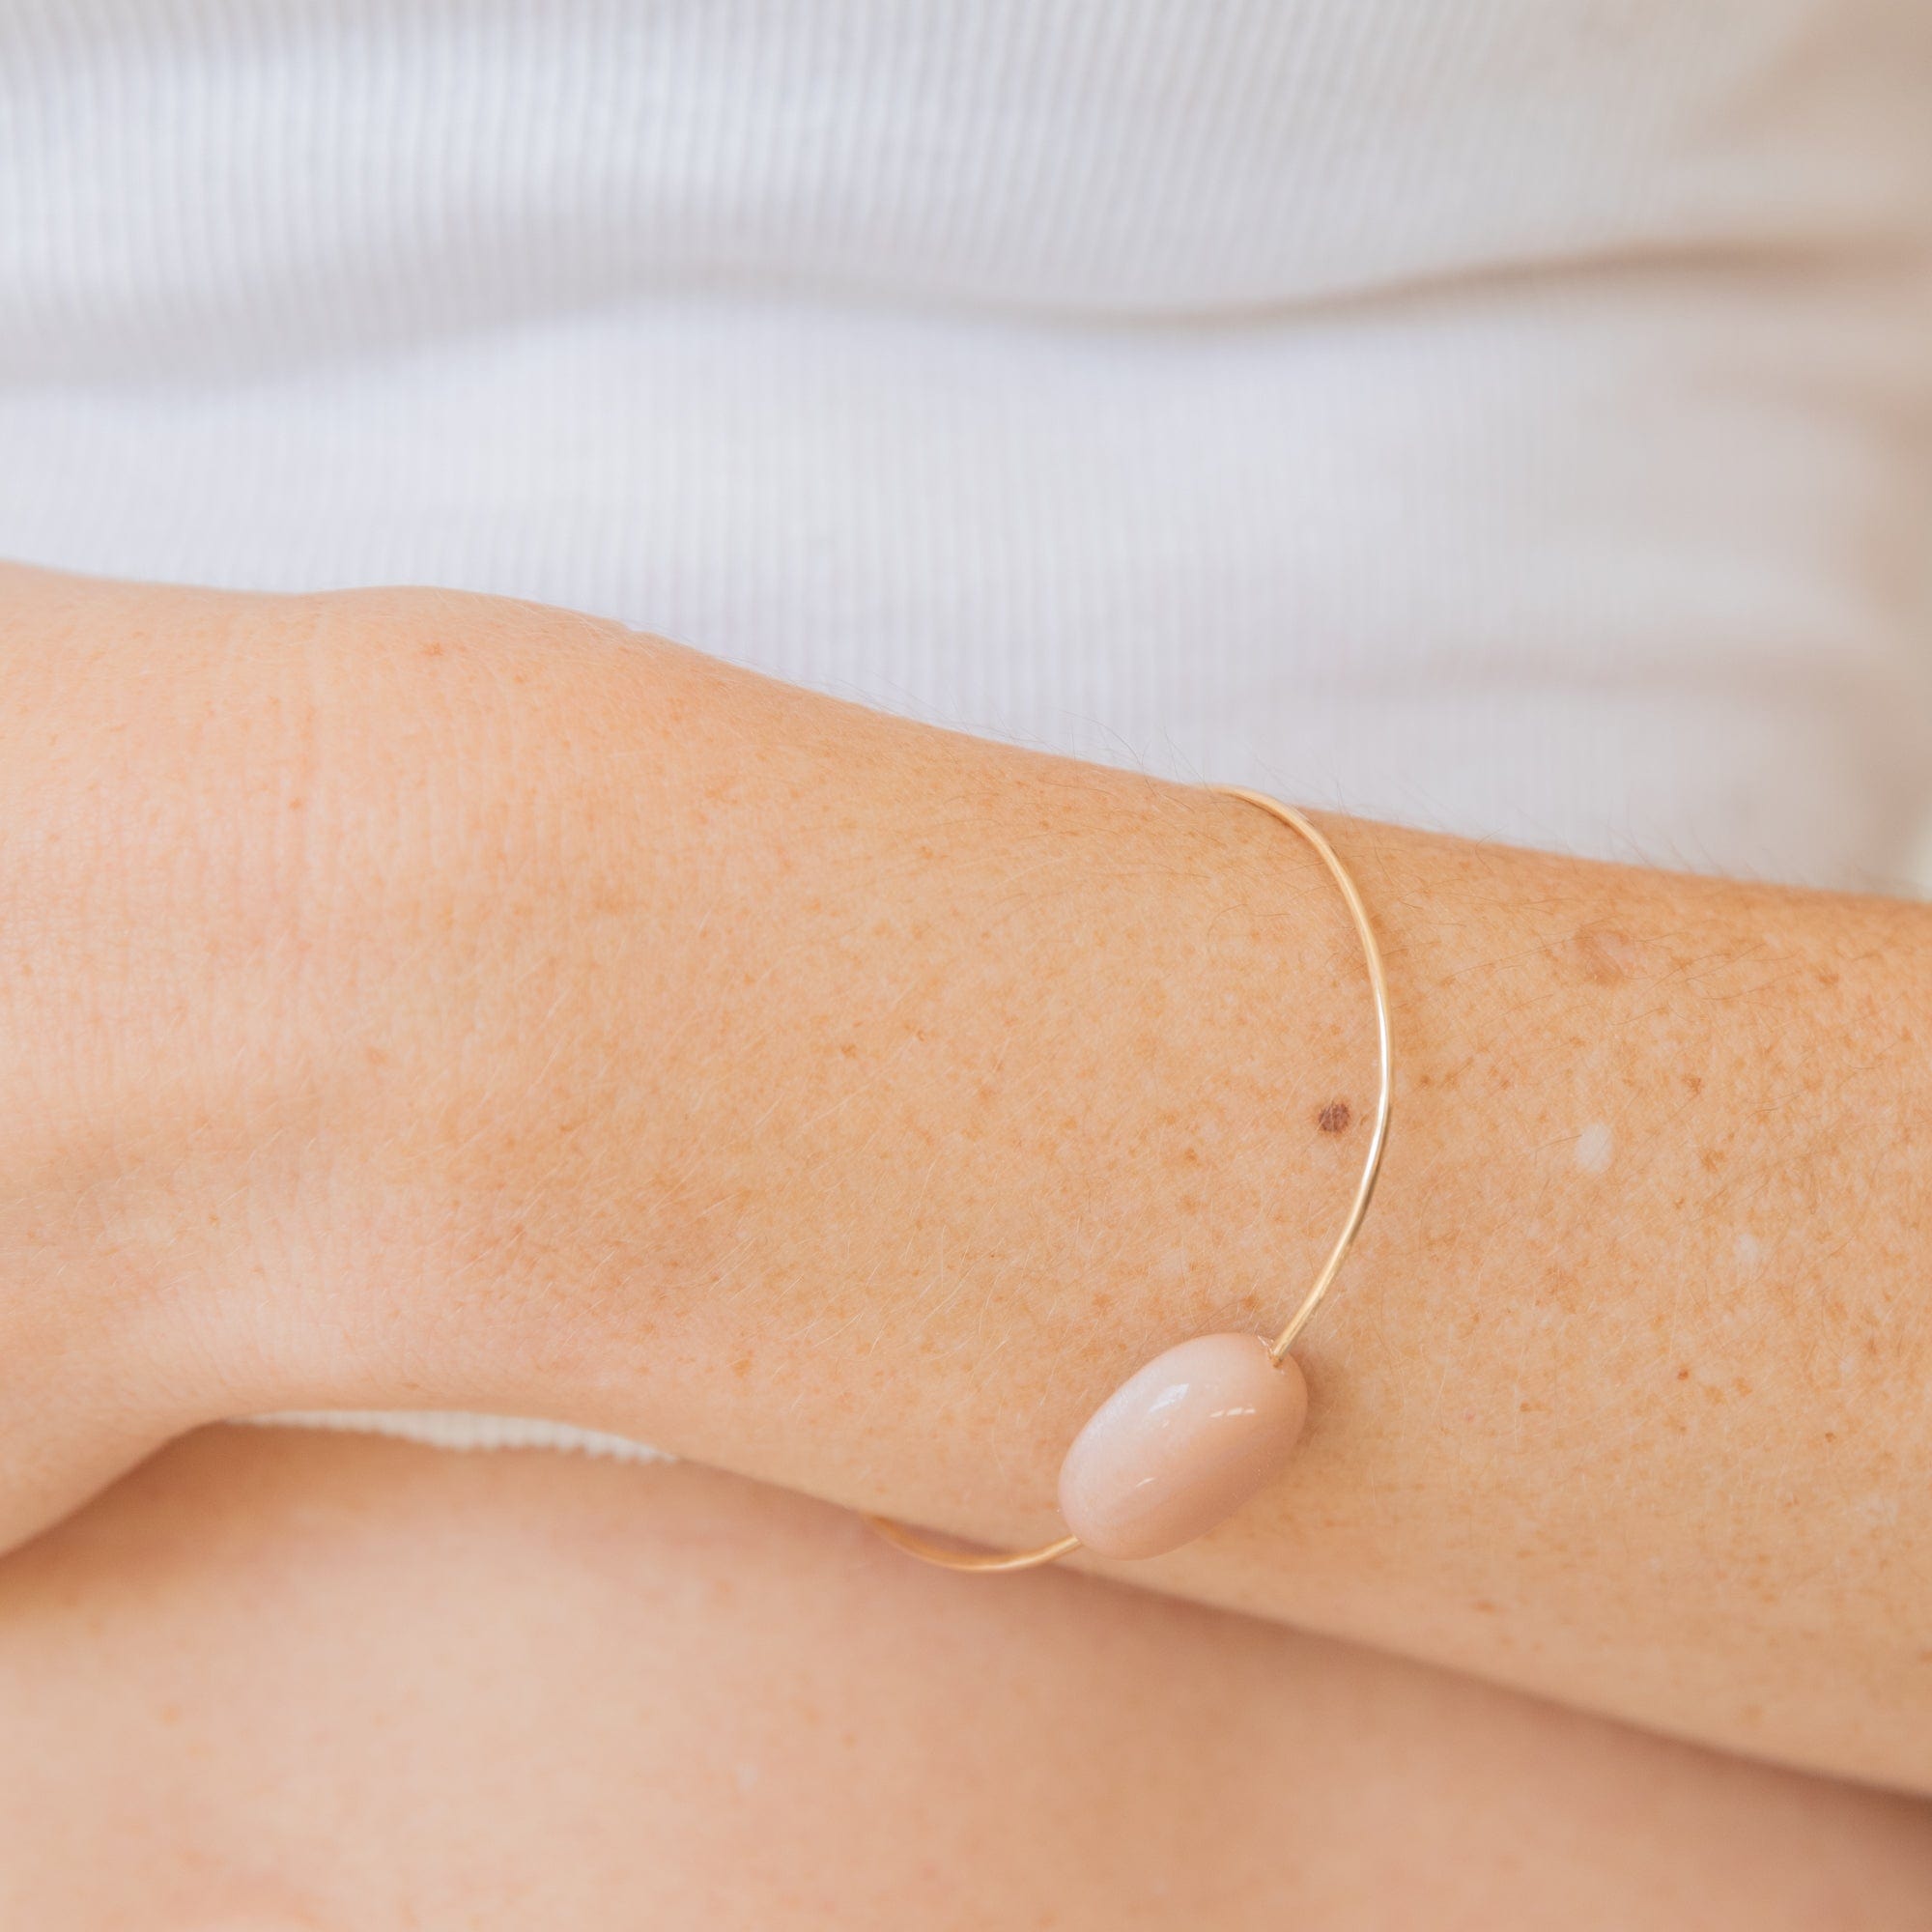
[3,1427,1931,1929]
[1,562,1929,1790]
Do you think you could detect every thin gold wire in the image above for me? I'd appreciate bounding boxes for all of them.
[863,786,1393,1574]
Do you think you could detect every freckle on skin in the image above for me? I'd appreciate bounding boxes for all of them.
[1573,1122,1613,1175]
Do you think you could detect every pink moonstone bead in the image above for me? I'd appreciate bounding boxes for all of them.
[1057,1333,1308,1560]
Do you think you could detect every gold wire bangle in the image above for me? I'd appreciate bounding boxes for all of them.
[864,785,1393,1574]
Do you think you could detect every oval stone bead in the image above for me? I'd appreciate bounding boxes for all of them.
[1057,1333,1307,1560]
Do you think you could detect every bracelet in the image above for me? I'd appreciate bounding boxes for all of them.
[865,786,1392,1572]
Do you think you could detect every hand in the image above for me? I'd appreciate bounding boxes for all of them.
[0,565,687,1548]
[0,566,304,1545]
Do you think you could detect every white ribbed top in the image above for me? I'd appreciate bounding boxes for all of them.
[2,0,1929,1456]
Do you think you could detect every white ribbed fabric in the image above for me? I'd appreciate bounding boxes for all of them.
[236,1409,671,1463]
[2,0,1929,1459]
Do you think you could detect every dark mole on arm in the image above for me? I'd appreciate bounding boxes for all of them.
[1317,1100,1351,1134]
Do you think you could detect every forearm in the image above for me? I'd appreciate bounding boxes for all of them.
[6,569,1930,1789]
[9,1431,1932,1926]
[311,585,1932,1789]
